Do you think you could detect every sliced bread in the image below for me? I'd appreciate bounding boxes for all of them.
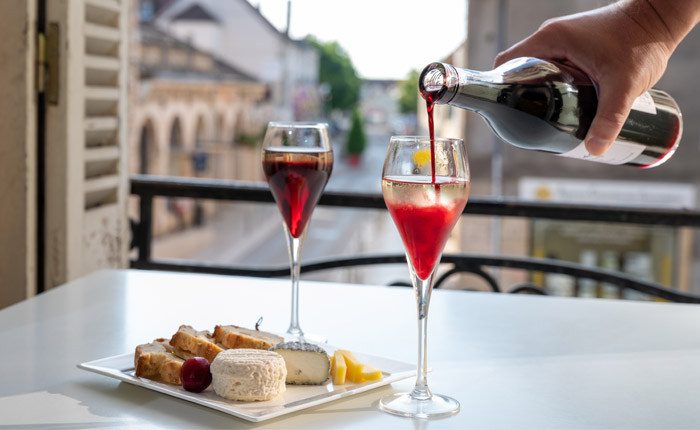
[213,325,284,350]
[134,338,184,384]
[169,325,223,363]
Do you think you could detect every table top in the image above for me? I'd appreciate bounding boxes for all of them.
[2,269,700,429]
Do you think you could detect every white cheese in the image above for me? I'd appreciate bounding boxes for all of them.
[210,349,286,401]
[269,342,331,385]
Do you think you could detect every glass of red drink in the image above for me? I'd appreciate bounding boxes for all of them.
[261,122,333,341]
[380,136,470,418]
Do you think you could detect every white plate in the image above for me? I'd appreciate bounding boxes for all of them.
[78,348,415,422]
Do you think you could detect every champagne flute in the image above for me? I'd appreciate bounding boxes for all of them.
[379,136,470,418]
[261,122,333,341]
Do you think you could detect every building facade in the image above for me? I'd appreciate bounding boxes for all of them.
[132,0,322,234]
[145,0,321,121]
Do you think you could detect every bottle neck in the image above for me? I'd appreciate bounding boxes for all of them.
[419,62,499,106]
[420,58,592,107]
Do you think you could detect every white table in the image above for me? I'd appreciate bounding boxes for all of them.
[2,269,700,429]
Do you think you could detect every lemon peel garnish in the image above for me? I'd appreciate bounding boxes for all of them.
[412,149,431,168]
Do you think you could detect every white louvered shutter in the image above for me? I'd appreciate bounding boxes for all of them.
[44,0,129,288]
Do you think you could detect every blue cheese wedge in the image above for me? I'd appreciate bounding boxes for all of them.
[269,342,331,385]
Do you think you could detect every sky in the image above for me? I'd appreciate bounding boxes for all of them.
[251,0,468,81]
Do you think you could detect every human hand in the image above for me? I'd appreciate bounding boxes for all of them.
[494,0,696,156]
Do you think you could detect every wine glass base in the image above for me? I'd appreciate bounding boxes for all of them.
[379,392,460,419]
[284,331,327,344]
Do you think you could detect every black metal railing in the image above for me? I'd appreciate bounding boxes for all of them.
[130,175,700,303]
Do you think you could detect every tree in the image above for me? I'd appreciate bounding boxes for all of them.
[306,36,361,111]
[398,69,420,113]
[346,108,366,156]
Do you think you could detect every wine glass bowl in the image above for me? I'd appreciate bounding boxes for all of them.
[379,136,470,418]
[261,122,333,340]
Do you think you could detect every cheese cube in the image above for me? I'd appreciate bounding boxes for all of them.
[338,350,365,383]
[331,350,347,385]
[361,364,382,381]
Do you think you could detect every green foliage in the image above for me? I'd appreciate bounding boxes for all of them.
[346,109,366,155]
[398,69,420,113]
[307,36,361,111]
[236,127,265,147]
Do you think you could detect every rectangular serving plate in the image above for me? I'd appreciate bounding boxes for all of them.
[78,349,414,422]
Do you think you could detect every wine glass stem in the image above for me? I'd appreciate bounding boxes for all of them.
[411,275,433,400]
[285,229,306,337]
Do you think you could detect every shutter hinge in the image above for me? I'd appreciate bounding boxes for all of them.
[36,32,45,93]
[36,23,59,104]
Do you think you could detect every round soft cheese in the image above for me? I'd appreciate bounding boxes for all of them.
[210,349,287,401]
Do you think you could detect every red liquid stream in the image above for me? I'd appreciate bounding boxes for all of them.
[262,153,332,238]
[385,182,468,280]
[426,99,437,184]
[423,95,443,199]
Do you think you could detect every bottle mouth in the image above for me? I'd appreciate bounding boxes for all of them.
[419,62,459,104]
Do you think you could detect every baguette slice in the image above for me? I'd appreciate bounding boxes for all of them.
[161,341,197,361]
[213,325,284,350]
[169,325,223,363]
[134,338,184,385]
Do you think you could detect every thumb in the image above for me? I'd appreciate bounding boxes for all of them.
[584,88,636,156]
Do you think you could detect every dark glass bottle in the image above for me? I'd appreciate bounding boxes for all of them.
[419,58,682,168]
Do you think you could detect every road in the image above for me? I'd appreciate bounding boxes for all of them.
[181,125,409,286]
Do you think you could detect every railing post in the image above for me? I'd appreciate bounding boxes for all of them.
[137,194,153,265]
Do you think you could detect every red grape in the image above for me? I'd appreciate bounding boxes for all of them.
[181,357,212,393]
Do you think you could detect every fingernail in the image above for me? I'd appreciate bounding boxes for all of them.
[585,137,610,156]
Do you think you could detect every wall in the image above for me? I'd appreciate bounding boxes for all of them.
[0,1,36,308]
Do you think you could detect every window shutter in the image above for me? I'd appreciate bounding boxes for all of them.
[44,0,129,288]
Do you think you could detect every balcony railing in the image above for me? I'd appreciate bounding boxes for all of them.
[130,174,700,303]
